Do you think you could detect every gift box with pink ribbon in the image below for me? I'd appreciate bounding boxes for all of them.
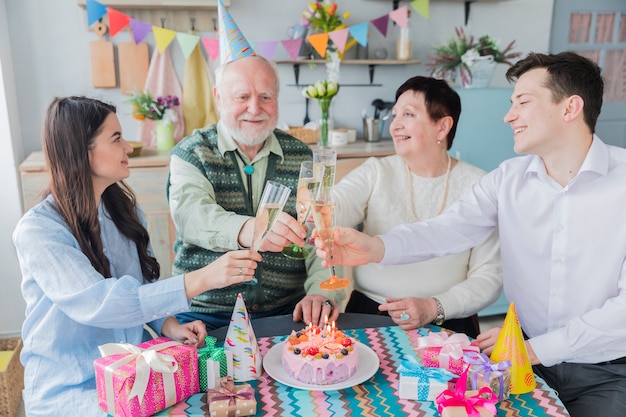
[206,376,257,417]
[435,367,498,417]
[416,332,479,375]
[398,356,456,401]
[463,351,511,402]
[94,337,199,417]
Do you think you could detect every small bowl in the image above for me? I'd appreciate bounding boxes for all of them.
[127,141,143,157]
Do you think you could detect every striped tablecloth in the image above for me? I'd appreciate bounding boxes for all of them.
[155,326,570,417]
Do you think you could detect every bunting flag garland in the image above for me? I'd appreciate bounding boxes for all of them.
[201,37,220,61]
[86,0,107,27]
[307,32,330,58]
[349,22,369,47]
[280,39,302,61]
[83,0,430,64]
[177,32,201,60]
[412,0,431,20]
[130,18,152,44]
[255,40,280,61]
[107,8,130,37]
[389,5,410,29]
[152,26,177,54]
[329,28,349,54]
[371,15,390,37]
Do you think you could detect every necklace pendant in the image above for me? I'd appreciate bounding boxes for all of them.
[244,165,255,175]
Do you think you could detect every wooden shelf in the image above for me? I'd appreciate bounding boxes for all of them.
[76,0,229,9]
[76,0,230,31]
[276,59,420,86]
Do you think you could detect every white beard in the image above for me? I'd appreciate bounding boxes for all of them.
[223,116,276,147]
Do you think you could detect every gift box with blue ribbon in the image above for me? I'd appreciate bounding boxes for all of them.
[398,356,456,401]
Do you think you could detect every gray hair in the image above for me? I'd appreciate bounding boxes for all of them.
[214,55,281,94]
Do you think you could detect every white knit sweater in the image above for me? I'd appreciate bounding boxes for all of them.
[332,155,502,318]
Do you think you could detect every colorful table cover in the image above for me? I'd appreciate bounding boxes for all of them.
[153,326,570,417]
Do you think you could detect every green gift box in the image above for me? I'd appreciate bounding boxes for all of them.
[198,336,232,391]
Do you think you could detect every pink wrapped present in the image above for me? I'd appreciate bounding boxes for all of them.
[95,337,199,417]
[416,332,479,375]
[436,367,498,417]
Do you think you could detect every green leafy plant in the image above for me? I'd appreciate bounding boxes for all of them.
[427,27,521,86]
[129,91,179,123]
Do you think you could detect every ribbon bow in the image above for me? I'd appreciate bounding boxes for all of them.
[417,332,477,360]
[198,336,228,375]
[435,367,498,417]
[207,376,255,417]
[464,352,512,401]
[398,356,456,384]
[98,340,180,411]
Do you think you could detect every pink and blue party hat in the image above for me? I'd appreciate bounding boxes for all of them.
[218,0,255,64]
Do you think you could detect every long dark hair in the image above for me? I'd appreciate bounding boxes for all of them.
[42,96,160,282]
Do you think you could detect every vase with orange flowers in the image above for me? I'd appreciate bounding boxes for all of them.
[129,91,180,150]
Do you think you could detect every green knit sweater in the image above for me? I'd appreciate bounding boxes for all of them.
[168,126,313,313]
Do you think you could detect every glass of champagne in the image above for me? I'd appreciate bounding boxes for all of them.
[311,148,349,290]
[312,183,350,290]
[245,180,291,285]
[282,161,323,260]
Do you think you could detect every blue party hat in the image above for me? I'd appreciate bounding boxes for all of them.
[218,0,255,64]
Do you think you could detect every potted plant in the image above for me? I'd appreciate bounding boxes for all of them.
[427,27,521,88]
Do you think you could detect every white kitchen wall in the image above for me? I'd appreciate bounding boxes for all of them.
[0,0,554,334]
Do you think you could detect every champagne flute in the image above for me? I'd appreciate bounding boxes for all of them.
[282,161,323,260]
[312,184,350,290]
[245,180,291,285]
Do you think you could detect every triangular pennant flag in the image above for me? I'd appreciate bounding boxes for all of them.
[224,294,262,381]
[371,15,390,37]
[307,32,329,58]
[411,0,430,19]
[130,18,152,44]
[201,37,220,61]
[152,26,177,54]
[176,32,200,60]
[348,22,369,47]
[329,28,349,53]
[255,40,279,60]
[490,303,537,395]
[280,39,303,61]
[106,7,130,37]
[389,5,410,29]
[86,0,107,27]
[218,0,255,64]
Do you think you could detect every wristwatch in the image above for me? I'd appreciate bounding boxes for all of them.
[432,297,445,326]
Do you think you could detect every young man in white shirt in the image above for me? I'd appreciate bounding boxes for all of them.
[316,52,626,417]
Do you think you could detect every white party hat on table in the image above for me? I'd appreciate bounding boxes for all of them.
[224,293,262,381]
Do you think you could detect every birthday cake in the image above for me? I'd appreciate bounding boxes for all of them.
[282,324,358,385]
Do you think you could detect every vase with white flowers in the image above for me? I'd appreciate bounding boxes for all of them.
[302,79,340,148]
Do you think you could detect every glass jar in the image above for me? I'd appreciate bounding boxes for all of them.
[396,27,411,61]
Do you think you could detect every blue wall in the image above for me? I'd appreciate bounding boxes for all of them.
[450,88,518,173]
[450,88,517,316]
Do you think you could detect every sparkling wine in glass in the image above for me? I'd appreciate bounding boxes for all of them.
[282,161,323,260]
[245,180,291,285]
[312,185,350,291]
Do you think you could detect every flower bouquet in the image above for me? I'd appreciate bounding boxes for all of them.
[302,79,340,147]
[427,27,521,88]
[129,91,180,150]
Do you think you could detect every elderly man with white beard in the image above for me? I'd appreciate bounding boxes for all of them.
[167,55,343,331]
